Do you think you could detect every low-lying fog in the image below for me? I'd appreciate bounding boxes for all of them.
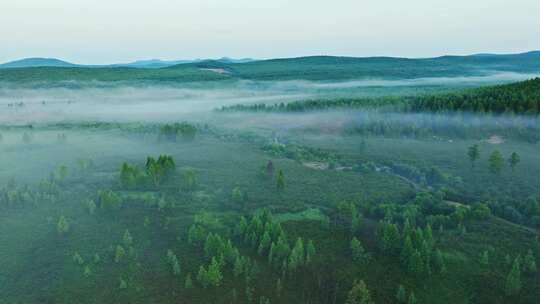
[1,72,538,125]
[1,74,538,184]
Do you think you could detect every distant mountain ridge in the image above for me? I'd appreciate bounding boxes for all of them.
[1,51,539,84]
[0,57,79,68]
[0,57,256,69]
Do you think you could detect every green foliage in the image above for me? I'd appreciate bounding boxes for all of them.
[523,250,537,273]
[396,285,407,304]
[122,229,133,247]
[159,122,197,142]
[72,252,84,265]
[182,169,198,191]
[115,245,126,263]
[467,144,480,168]
[350,237,370,264]
[488,150,504,175]
[345,280,374,304]
[184,273,193,289]
[98,190,123,211]
[166,250,181,277]
[83,266,92,277]
[56,165,68,181]
[408,292,418,304]
[508,152,521,172]
[288,237,305,274]
[197,257,222,288]
[86,199,96,215]
[480,250,489,266]
[276,169,285,191]
[57,215,70,235]
[505,257,522,296]
[378,221,401,255]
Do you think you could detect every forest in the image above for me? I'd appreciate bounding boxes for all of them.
[1,65,540,304]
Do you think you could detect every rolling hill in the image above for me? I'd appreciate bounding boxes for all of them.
[0,52,539,85]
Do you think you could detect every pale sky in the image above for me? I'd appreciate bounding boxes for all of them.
[1,0,539,64]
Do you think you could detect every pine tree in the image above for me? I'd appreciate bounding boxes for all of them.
[184,273,193,289]
[86,199,97,215]
[488,150,504,175]
[396,285,407,304]
[72,252,84,265]
[306,240,316,265]
[206,257,223,287]
[123,229,133,247]
[523,249,537,273]
[57,215,70,235]
[508,152,520,172]
[409,250,424,275]
[276,169,285,191]
[400,236,414,268]
[233,255,245,277]
[433,249,446,273]
[505,258,522,296]
[197,265,209,288]
[424,224,434,248]
[276,278,283,298]
[83,266,92,277]
[288,238,305,274]
[115,245,126,263]
[345,280,374,304]
[351,237,369,264]
[119,278,128,289]
[467,144,480,168]
[480,250,489,266]
[380,222,401,255]
[407,292,417,304]
[258,231,272,256]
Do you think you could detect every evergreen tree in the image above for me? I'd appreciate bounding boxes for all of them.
[345,280,374,304]
[488,150,504,175]
[197,266,209,288]
[119,278,128,289]
[276,169,285,191]
[505,258,522,296]
[408,292,417,304]
[433,249,446,273]
[258,231,272,256]
[86,199,96,215]
[351,237,370,264]
[306,240,316,265]
[233,255,245,277]
[72,252,84,265]
[206,257,223,287]
[57,215,70,235]
[396,285,407,304]
[523,249,537,273]
[400,236,414,268]
[380,222,401,255]
[123,229,133,247]
[288,237,305,274]
[508,152,520,172]
[184,273,193,289]
[276,278,283,298]
[480,250,489,266]
[409,250,424,275]
[467,144,480,168]
[424,224,434,248]
[115,245,126,263]
[83,265,92,277]
[232,187,243,204]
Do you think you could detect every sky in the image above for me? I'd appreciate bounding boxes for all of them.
[0,0,539,64]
